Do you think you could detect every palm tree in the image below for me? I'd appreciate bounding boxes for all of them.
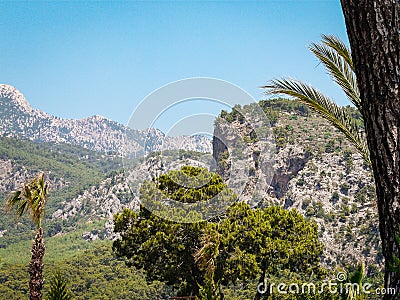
[343,262,366,300]
[6,173,48,300]
[262,34,370,165]
[194,227,223,300]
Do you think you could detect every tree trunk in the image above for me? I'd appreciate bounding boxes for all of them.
[254,265,268,300]
[340,1,400,299]
[29,227,45,300]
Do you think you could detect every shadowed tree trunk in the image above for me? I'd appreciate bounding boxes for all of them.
[254,261,269,300]
[29,227,45,300]
[340,1,400,298]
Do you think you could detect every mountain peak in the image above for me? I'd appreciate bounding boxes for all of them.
[0,86,212,154]
[82,115,109,122]
[0,84,32,112]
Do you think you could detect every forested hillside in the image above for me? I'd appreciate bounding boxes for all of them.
[0,136,121,246]
[213,99,381,279]
[0,98,384,299]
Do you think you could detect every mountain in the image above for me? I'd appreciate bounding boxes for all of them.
[0,83,214,243]
[0,88,383,297]
[213,99,381,277]
[0,84,212,154]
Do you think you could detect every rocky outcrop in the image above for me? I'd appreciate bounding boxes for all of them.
[0,84,33,113]
[271,146,311,198]
[0,159,68,196]
[52,151,213,239]
[52,172,135,221]
[212,103,381,274]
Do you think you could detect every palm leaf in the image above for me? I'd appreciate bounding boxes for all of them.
[16,199,28,218]
[309,35,361,110]
[4,173,48,228]
[4,173,49,300]
[6,190,28,218]
[30,173,47,227]
[263,78,370,165]
[195,228,220,279]
[321,34,354,71]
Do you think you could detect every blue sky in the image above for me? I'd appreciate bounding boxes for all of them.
[0,1,349,134]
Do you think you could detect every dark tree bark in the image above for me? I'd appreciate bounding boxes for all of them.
[29,227,45,300]
[340,1,400,298]
[254,262,269,300]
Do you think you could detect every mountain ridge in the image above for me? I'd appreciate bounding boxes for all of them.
[0,84,212,154]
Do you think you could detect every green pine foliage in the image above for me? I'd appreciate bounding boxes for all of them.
[0,220,108,265]
[46,269,72,300]
[112,166,232,296]
[215,203,326,285]
[114,167,326,299]
[0,136,121,210]
[0,136,121,247]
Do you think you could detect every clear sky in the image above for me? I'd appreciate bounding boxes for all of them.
[0,1,349,134]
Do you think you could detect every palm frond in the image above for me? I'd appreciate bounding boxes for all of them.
[349,262,364,285]
[195,228,220,279]
[30,173,47,226]
[263,78,370,165]
[16,199,28,218]
[309,35,361,110]
[321,34,354,70]
[6,190,27,218]
[4,173,48,228]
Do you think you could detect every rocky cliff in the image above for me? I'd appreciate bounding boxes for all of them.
[212,100,381,276]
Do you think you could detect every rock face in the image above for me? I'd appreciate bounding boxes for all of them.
[271,146,311,198]
[213,101,381,275]
[0,84,33,113]
[0,84,211,154]
[212,115,275,205]
[0,159,68,195]
[51,151,214,240]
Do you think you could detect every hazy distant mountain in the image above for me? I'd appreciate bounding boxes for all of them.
[0,84,212,154]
